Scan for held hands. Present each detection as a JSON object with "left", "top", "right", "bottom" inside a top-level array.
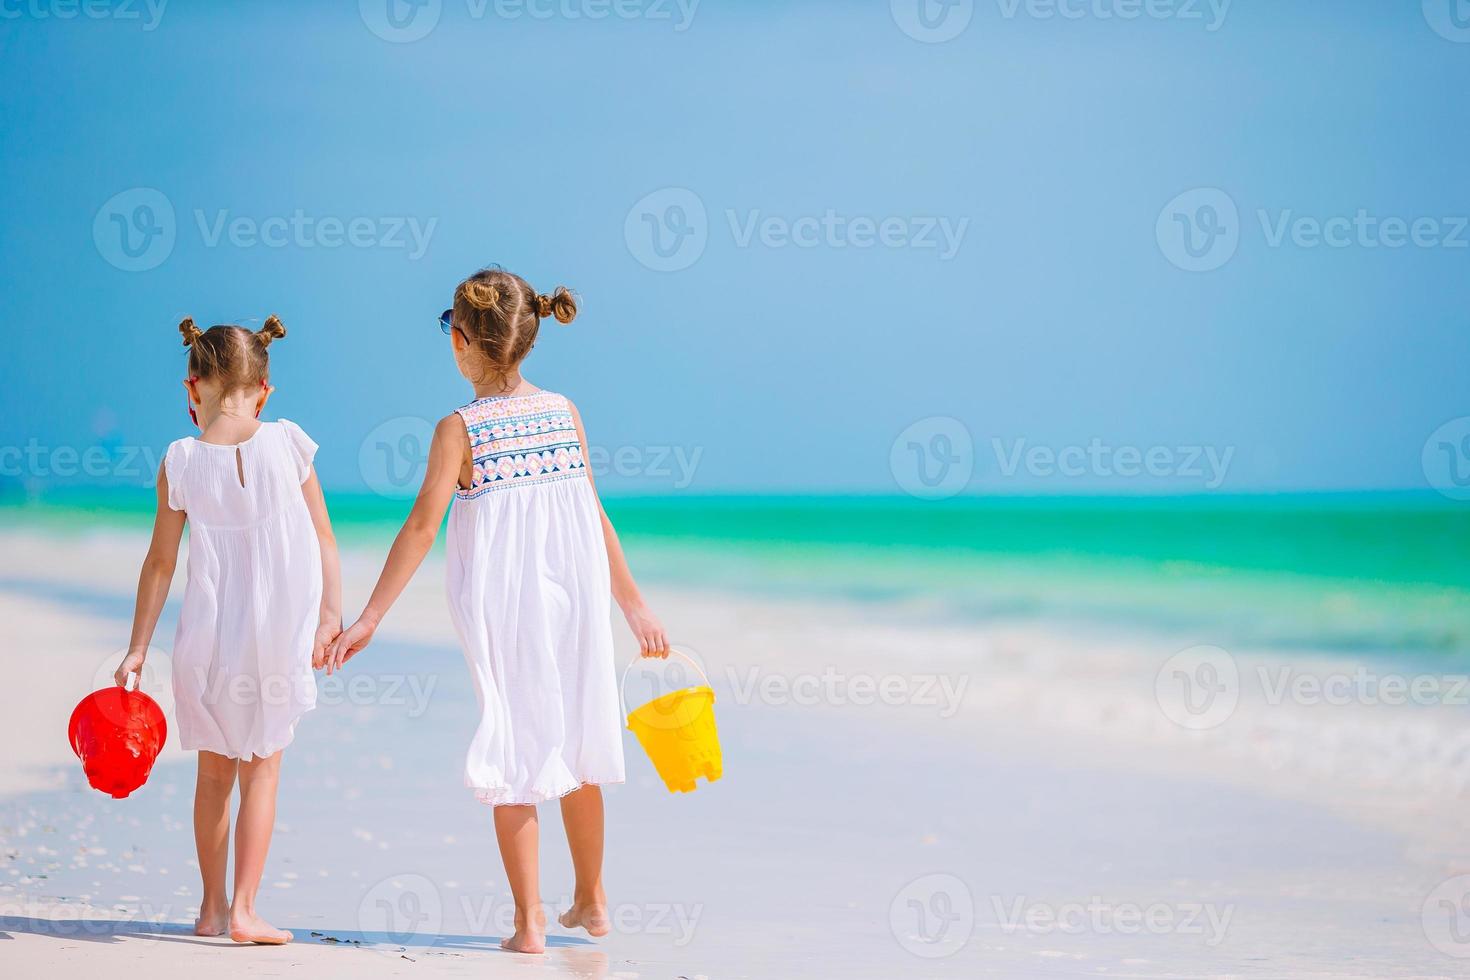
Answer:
[
  {"left": 312, "top": 621, "right": 341, "bottom": 671},
  {"left": 623, "top": 602, "right": 669, "bottom": 659},
  {"left": 324, "top": 614, "right": 378, "bottom": 675}
]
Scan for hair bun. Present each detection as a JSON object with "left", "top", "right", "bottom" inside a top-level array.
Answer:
[
  {"left": 256, "top": 314, "right": 287, "bottom": 347},
  {"left": 539, "top": 286, "right": 578, "bottom": 324},
  {"left": 461, "top": 279, "right": 501, "bottom": 311},
  {"left": 179, "top": 316, "right": 203, "bottom": 347}
]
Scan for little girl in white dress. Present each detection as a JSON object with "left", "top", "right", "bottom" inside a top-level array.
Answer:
[
  {"left": 329, "top": 266, "right": 669, "bottom": 955},
  {"left": 116, "top": 315, "right": 342, "bottom": 947}
]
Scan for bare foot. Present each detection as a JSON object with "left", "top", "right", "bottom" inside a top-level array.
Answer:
[
  {"left": 500, "top": 908, "right": 546, "bottom": 954},
  {"left": 500, "top": 928, "right": 546, "bottom": 954},
  {"left": 194, "top": 900, "right": 229, "bottom": 937},
  {"left": 229, "top": 911, "right": 292, "bottom": 945},
  {"left": 559, "top": 900, "right": 611, "bottom": 938}
]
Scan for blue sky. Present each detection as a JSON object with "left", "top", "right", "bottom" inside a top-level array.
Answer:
[{"left": 1, "top": 1, "right": 1468, "bottom": 496}]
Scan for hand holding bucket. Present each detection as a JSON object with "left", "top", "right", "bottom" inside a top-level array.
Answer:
[
  {"left": 622, "top": 650, "right": 723, "bottom": 794},
  {"left": 68, "top": 673, "right": 168, "bottom": 799}
]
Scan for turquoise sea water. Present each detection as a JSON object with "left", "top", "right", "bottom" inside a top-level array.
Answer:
[{"left": 3, "top": 490, "right": 1468, "bottom": 663}]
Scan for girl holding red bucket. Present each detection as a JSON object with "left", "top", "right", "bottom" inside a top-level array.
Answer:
[{"left": 113, "top": 316, "right": 342, "bottom": 945}]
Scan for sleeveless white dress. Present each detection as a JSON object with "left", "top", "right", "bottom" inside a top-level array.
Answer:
[
  {"left": 162, "top": 420, "right": 321, "bottom": 761},
  {"left": 445, "top": 392, "right": 624, "bottom": 806}
]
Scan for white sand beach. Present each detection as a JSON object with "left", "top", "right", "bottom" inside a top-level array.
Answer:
[{"left": 4, "top": 526, "right": 1470, "bottom": 978}]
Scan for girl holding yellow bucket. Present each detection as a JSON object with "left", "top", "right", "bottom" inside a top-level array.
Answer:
[{"left": 326, "top": 267, "right": 671, "bottom": 955}]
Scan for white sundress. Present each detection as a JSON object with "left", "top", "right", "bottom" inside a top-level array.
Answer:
[
  {"left": 163, "top": 419, "right": 322, "bottom": 761},
  {"left": 446, "top": 391, "right": 624, "bottom": 806}
]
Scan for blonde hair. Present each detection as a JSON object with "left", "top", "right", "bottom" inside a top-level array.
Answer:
[
  {"left": 452, "top": 267, "right": 576, "bottom": 390},
  {"left": 178, "top": 315, "right": 285, "bottom": 390}
]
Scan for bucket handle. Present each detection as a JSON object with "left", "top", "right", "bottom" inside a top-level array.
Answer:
[{"left": 620, "top": 649, "right": 710, "bottom": 719}]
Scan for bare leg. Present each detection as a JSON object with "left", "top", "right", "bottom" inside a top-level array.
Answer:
[
  {"left": 557, "top": 786, "right": 610, "bottom": 938},
  {"left": 193, "top": 751, "right": 237, "bottom": 936},
  {"left": 229, "top": 751, "right": 291, "bottom": 944},
  {"left": 493, "top": 804, "right": 545, "bottom": 953}
]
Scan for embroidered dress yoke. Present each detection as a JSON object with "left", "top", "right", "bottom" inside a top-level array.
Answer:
[{"left": 445, "top": 391, "right": 624, "bottom": 805}]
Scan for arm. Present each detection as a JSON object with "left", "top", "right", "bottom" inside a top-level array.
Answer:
[
  {"left": 114, "top": 463, "right": 187, "bottom": 687},
  {"left": 326, "top": 414, "right": 466, "bottom": 672},
  {"left": 301, "top": 468, "right": 342, "bottom": 669},
  {"left": 569, "top": 400, "right": 669, "bottom": 659}
]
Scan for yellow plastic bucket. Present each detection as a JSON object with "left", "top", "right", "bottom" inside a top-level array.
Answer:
[{"left": 623, "top": 651, "right": 723, "bottom": 794}]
